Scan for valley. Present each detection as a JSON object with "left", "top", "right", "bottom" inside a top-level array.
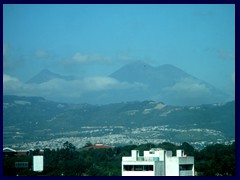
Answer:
[{"left": 3, "top": 95, "right": 235, "bottom": 150}]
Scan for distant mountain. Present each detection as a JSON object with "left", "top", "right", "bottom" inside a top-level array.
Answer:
[
  {"left": 3, "top": 95, "right": 235, "bottom": 147},
  {"left": 27, "top": 69, "right": 74, "bottom": 84},
  {"left": 24, "top": 62, "right": 231, "bottom": 106},
  {"left": 107, "top": 61, "right": 230, "bottom": 106},
  {"left": 110, "top": 61, "right": 190, "bottom": 87}
]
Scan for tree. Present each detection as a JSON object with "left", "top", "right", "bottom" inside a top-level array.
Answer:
[
  {"left": 180, "top": 142, "right": 195, "bottom": 156},
  {"left": 83, "top": 141, "right": 93, "bottom": 148},
  {"left": 63, "top": 141, "right": 76, "bottom": 151}
]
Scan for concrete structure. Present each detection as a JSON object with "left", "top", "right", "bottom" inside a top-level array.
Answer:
[
  {"left": 33, "top": 155, "right": 44, "bottom": 172},
  {"left": 122, "top": 148, "right": 194, "bottom": 176}
]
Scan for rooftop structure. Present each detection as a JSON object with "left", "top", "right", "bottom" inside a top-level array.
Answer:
[{"left": 122, "top": 148, "right": 194, "bottom": 176}]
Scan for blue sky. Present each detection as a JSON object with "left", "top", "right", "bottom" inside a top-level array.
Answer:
[{"left": 3, "top": 4, "right": 235, "bottom": 102}]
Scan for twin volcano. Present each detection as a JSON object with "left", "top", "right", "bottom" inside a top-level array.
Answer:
[
  {"left": 110, "top": 61, "right": 192, "bottom": 88},
  {"left": 26, "top": 61, "right": 230, "bottom": 106}
]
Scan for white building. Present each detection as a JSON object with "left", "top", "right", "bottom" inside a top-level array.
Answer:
[
  {"left": 122, "top": 148, "right": 194, "bottom": 176},
  {"left": 33, "top": 155, "right": 44, "bottom": 172}
]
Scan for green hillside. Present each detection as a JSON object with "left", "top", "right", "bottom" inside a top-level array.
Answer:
[{"left": 3, "top": 95, "right": 235, "bottom": 146}]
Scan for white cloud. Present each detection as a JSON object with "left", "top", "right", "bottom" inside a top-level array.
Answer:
[
  {"left": 3, "top": 74, "right": 24, "bottom": 95},
  {"left": 3, "top": 74, "right": 146, "bottom": 101},
  {"left": 163, "top": 78, "right": 210, "bottom": 98},
  {"left": 3, "top": 74, "right": 19, "bottom": 83},
  {"left": 82, "top": 77, "right": 119, "bottom": 91}
]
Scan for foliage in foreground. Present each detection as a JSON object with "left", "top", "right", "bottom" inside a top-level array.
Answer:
[{"left": 3, "top": 141, "right": 235, "bottom": 176}]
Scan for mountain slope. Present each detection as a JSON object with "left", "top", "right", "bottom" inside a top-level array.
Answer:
[
  {"left": 3, "top": 95, "right": 235, "bottom": 147},
  {"left": 110, "top": 61, "right": 191, "bottom": 88},
  {"left": 108, "top": 61, "right": 229, "bottom": 105},
  {"left": 27, "top": 69, "right": 74, "bottom": 84},
  {"left": 24, "top": 62, "right": 230, "bottom": 106}
]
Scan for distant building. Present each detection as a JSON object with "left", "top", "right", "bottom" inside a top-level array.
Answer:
[
  {"left": 3, "top": 147, "right": 30, "bottom": 157},
  {"left": 3, "top": 147, "right": 17, "bottom": 157},
  {"left": 16, "top": 150, "right": 29, "bottom": 156},
  {"left": 33, "top": 155, "right": 44, "bottom": 172},
  {"left": 84, "top": 143, "right": 113, "bottom": 150},
  {"left": 122, "top": 148, "right": 194, "bottom": 176}
]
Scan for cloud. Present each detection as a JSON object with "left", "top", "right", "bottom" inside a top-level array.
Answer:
[
  {"left": 3, "top": 74, "right": 146, "bottom": 102},
  {"left": 3, "top": 74, "right": 24, "bottom": 95},
  {"left": 163, "top": 78, "right": 211, "bottom": 98},
  {"left": 3, "top": 74, "right": 19, "bottom": 83},
  {"left": 68, "top": 52, "right": 112, "bottom": 64},
  {"left": 35, "top": 50, "right": 51, "bottom": 59},
  {"left": 82, "top": 77, "right": 119, "bottom": 91},
  {"left": 83, "top": 77, "right": 146, "bottom": 91}
]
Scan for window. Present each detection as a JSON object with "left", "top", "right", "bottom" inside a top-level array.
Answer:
[
  {"left": 179, "top": 164, "right": 193, "bottom": 171},
  {"left": 123, "top": 165, "right": 153, "bottom": 171},
  {"left": 124, "top": 165, "right": 134, "bottom": 171},
  {"left": 134, "top": 165, "right": 143, "bottom": 171},
  {"left": 15, "top": 162, "right": 29, "bottom": 168},
  {"left": 144, "top": 165, "right": 154, "bottom": 171}
]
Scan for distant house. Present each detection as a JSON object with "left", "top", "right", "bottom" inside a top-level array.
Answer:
[
  {"left": 3, "top": 147, "right": 17, "bottom": 157},
  {"left": 83, "top": 143, "right": 113, "bottom": 150},
  {"left": 3, "top": 147, "right": 32, "bottom": 157},
  {"left": 16, "top": 150, "right": 29, "bottom": 156}
]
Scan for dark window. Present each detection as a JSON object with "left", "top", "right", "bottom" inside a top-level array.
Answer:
[
  {"left": 124, "top": 165, "right": 134, "bottom": 171},
  {"left": 134, "top": 165, "right": 143, "bottom": 171},
  {"left": 15, "top": 162, "right": 29, "bottom": 169},
  {"left": 144, "top": 165, "right": 154, "bottom": 171},
  {"left": 179, "top": 164, "right": 193, "bottom": 171},
  {"left": 123, "top": 165, "right": 153, "bottom": 171}
]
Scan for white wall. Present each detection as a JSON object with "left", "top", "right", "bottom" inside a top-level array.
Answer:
[
  {"left": 165, "top": 157, "right": 179, "bottom": 176},
  {"left": 122, "top": 161, "right": 155, "bottom": 176},
  {"left": 33, "top": 155, "right": 44, "bottom": 172},
  {"left": 143, "top": 149, "right": 165, "bottom": 161},
  {"left": 122, "top": 171, "right": 154, "bottom": 176}
]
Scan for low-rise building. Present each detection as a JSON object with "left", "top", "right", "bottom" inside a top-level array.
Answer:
[
  {"left": 83, "top": 143, "right": 113, "bottom": 150},
  {"left": 122, "top": 148, "right": 194, "bottom": 176},
  {"left": 3, "top": 147, "right": 30, "bottom": 157}
]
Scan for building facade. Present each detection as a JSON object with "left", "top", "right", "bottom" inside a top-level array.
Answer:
[{"left": 122, "top": 148, "right": 194, "bottom": 176}]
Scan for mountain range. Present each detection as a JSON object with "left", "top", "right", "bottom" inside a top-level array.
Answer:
[
  {"left": 3, "top": 95, "right": 235, "bottom": 148},
  {"left": 25, "top": 61, "right": 230, "bottom": 106},
  {"left": 109, "top": 61, "right": 229, "bottom": 105}
]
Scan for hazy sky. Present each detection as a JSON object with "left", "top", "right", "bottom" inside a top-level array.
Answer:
[{"left": 3, "top": 4, "right": 235, "bottom": 101}]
